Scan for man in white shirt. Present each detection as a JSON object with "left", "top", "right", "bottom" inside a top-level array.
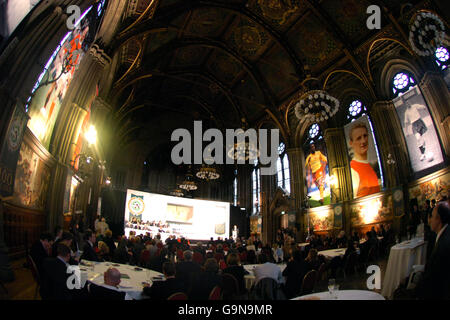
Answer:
[
  {"left": 403, "top": 103, "right": 433, "bottom": 162},
  {"left": 253, "top": 254, "right": 283, "bottom": 286}
]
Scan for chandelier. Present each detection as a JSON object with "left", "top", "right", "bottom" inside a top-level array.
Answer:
[
  {"left": 295, "top": 90, "right": 339, "bottom": 122},
  {"left": 409, "top": 10, "right": 445, "bottom": 56},
  {"left": 196, "top": 165, "right": 220, "bottom": 181},
  {"left": 227, "top": 140, "right": 260, "bottom": 162},
  {"left": 170, "top": 188, "right": 184, "bottom": 197},
  {"left": 179, "top": 173, "right": 198, "bottom": 191}
]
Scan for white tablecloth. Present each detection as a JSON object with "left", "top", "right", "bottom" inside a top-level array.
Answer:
[
  {"left": 297, "top": 243, "right": 310, "bottom": 251},
  {"left": 292, "top": 290, "right": 385, "bottom": 300},
  {"left": 318, "top": 248, "right": 347, "bottom": 260},
  {"left": 81, "top": 261, "right": 164, "bottom": 300},
  {"left": 243, "top": 264, "right": 286, "bottom": 290},
  {"left": 381, "top": 238, "right": 427, "bottom": 299}
]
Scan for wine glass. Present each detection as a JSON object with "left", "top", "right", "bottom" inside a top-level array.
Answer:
[
  {"left": 328, "top": 278, "right": 336, "bottom": 297},
  {"left": 333, "top": 284, "right": 340, "bottom": 299}
]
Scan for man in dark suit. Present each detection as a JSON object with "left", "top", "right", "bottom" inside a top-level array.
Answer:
[
  {"left": 41, "top": 243, "right": 75, "bottom": 300},
  {"left": 175, "top": 250, "right": 201, "bottom": 293},
  {"left": 416, "top": 201, "right": 450, "bottom": 299},
  {"left": 30, "top": 232, "right": 53, "bottom": 278},
  {"left": 81, "top": 229, "right": 101, "bottom": 262},
  {"left": 143, "top": 262, "right": 184, "bottom": 300},
  {"left": 87, "top": 268, "right": 126, "bottom": 300},
  {"left": 51, "top": 231, "right": 79, "bottom": 265}
]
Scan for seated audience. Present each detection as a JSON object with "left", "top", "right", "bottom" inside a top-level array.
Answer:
[
  {"left": 41, "top": 244, "right": 77, "bottom": 300},
  {"left": 81, "top": 229, "right": 101, "bottom": 262},
  {"left": 103, "top": 229, "right": 116, "bottom": 258},
  {"left": 282, "top": 250, "right": 303, "bottom": 299},
  {"left": 223, "top": 253, "right": 249, "bottom": 295},
  {"left": 143, "top": 262, "right": 184, "bottom": 300},
  {"left": 88, "top": 268, "right": 127, "bottom": 300},
  {"left": 97, "top": 241, "right": 111, "bottom": 261},
  {"left": 190, "top": 258, "right": 222, "bottom": 300},
  {"left": 416, "top": 201, "right": 450, "bottom": 299},
  {"left": 253, "top": 254, "right": 283, "bottom": 286},
  {"left": 176, "top": 250, "right": 201, "bottom": 293},
  {"left": 30, "top": 232, "right": 53, "bottom": 278},
  {"left": 114, "top": 238, "right": 132, "bottom": 264}
]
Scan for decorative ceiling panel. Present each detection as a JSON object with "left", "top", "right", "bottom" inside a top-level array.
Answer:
[{"left": 287, "top": 13, "right": 341, "bottom": 71}]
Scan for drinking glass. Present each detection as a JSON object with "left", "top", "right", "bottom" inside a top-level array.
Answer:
[
  {"left": 333, "top": 284, "right": 340, "bottom": 299},
  {"left": 328, "top": 279, "right": 336, "bottom": 297}
]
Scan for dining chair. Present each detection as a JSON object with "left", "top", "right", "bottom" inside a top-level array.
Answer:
[
  {"left": 0, "top": 280, "right": 7, "bottom": 295},
  {"left": 208, "top": 286, "right": 222, "bottom": 300},
  {"left": 301, "top": 270, "right": 318, "bottom": 295},
  {"left": 27, "top": 255, "right": 40, "bottom": 299},
  {"left": 343, "top": 252, "right": 358, "bottom": 279},
  {"left": 167, "top": 292, "right": 188, "bottom": 300},
  {"left": 222, "top": 273, "right": 240, "bottom": 300}
]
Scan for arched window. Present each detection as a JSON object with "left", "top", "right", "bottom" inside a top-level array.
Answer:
[
  {"left": 233, "top": 169, "right": 238, "bottom": 206},
  {"left": 97, "top": 0, "right": 107, "bottom": 16},
  {"left": 435, "top": 47, "right": 449, "bottom": 70},
  {"left": 345, "top": 99, "right": 384, "bottom": 197},
  {"left": 276, "top": 142, "right": 291, "bottom": 194},
  {"left": 392, "top": 71, "right": 416, "bottom": 97},
  {"left": 252, "top": 160, "right": 260, "bottom": 215}
]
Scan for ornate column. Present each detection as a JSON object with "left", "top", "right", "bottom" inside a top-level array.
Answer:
[
  {"left": 286, "top": 148, "right": 305, "bottom": 234},
  {"left": 237, "top": 164, "right": 252, "bottom": 211},
  {"left": 324, "top": 128, "right": 352, "bottom": 234},
  {"left": 419, "top": 71, "right": 450, "bottom": 160},
  {"left": 47, "top": 44, "right": 111, "bottom": 231},
  {"left": 323, "top": 128, "right": 352, "bottom": 202},
  {"left": 370, "top": 101, "right": 411, "bottom": 188},
  {"left": 260, "top": 165, "right": 276, "bottom": 244}
]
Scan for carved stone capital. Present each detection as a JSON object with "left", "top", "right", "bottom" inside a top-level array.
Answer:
[{"left": 89, "top": 44, "right": 112, "bottom": 67}]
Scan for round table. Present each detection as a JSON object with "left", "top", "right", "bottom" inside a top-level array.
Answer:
[
  {"left": 243, "top": 264, "right": 286, "bottom": 290},
  {"left": 292, "top": 290, "right": 385, "bottom": 300},
  {"left": 381, "top": 238, "right": 426, "bottom": 299},
  {"left": 80, "top": 261, "right": 164, "bottom": 300},
  {"left": 297, "top": 243, "right": 310, "bottom": 251},
  {"left": 318, "top": 248, "right": 347, "bottom": 260}
]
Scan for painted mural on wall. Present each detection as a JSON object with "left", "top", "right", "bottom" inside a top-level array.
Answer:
[
  {"left": 250, "top": 215, "right": 262, "bottom": 235},
  {"left": 344, "top": 115, "right": 383, "bottom": 199},
  {"left": 308, "top": 208, "right": 333, "bottom": 232},
  {"left": 26, "top": 10, "right": 91, "bottom": 149},
  {"left": 409, "top": 171, "right": 449, "bottom": 209},
  {"left": 11, "top": 141, "right": 51, "bottom": 210},
  {"left": 393, "top": 86, "right": 444, "bottom": 174},
  {"left": 350, "top": 194, "right": 393, "bottom": 227}
]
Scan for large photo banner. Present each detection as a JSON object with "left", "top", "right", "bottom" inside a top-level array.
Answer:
[
  {"left": 344, "top": 115, "right": 382, "bottom": 198},
  {"left": 303, "top": 139, "right": 330, "bottom": 207},
  {"left": 393, "top": 86, "right": 444, "bottom": 173},
  {"left": 26, "top": 9, "right": 91, "bottom": 149}
]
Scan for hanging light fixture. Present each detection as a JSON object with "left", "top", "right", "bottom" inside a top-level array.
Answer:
[
  {"left": 179, "top": 173, "right": 198, "bottom": 191},
  {"left": 294, "top": 89, "right": 339, "bottom": 123},
  {"left": 196, "top": 165, "right": 220, "bottom": 181},
  {"left": 226, "top": 118, "right": 260, "bottom": 162},
  {"left": 170, "top": 188, "right": 184, "bottom": 197},
  {"left": 409, "top": 10, "right": 445, "bottom": 56}
]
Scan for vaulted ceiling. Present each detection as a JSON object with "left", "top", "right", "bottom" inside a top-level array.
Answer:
[{"left": 105, "top": 0, "right": 426, "bottom": 162}]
